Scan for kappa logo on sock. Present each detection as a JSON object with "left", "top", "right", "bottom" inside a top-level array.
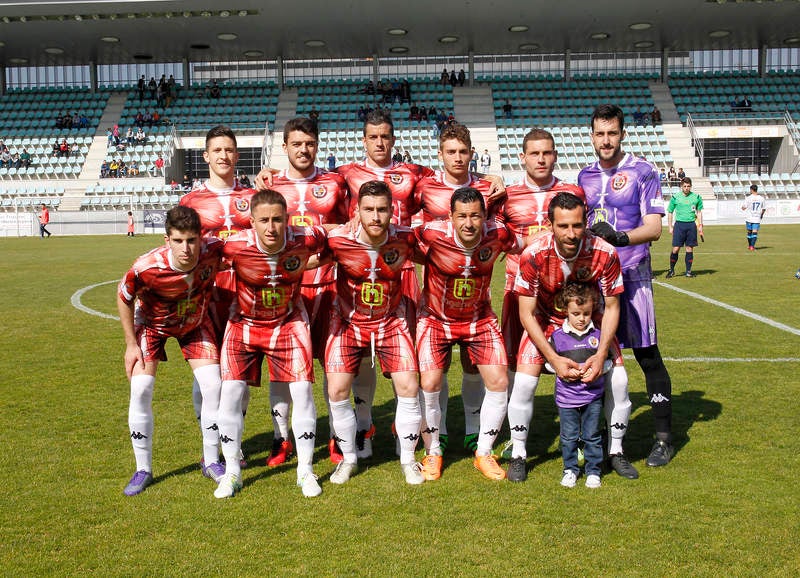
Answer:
[
  {"left": 130, "top": 431, "right": 148, "bottom": 440},
  {"left": 650, "top": 393, "right": 670, "bottom": 404},
  {"left": 421, "top": 426, "right": 438, "bottom": 434},
  {"left": 219, "top": 434, "right": 234, "bottom": 443},
  {"left": 271, "top": 409, "right": 282, "bottom": 417},
  {"left": 610, "top": 422, "right": 627, "bottom": 431},
  {"left": 510, "top": 425, "right": 528, "bottom": 432},
  {"left": 483, "top": 428, "right": 500, "bottom": 437},
  {"left": 354, "top": 396, "right": 366, "bottom": 405},
  {"left": 332, "top": 435, "right": 345, "bottom": 443},
  {"left": 403, "top": 433, "right": 420, "bottom": 442},
  {"left": 298, "top": 432, "right": 315, "bottom": 440},
  {"left": 206, "top": 423, "right": 219, "bottom": 431}
]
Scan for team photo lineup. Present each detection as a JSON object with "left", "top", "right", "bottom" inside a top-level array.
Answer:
[{"left": 119, "top": 103, "right": 679, "bottom": 498}]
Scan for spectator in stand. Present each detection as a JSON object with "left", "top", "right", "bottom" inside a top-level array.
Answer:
[
  {"left": 651, "top": 105, "right": 662, "bottom": 125},
  {"left": 403, "top": 150, "right": 412, "bottom": 163},
  {"left": 147, "top": 77, "right": 157, "bottom": 99},
  {"left": 59, "top": 139, "right": 70, "bottom": 158},
  {"left": 741, "top": 96, "right": 752, "bottom": 112},
  {"left": 182, "top": 173, "right": 192, "bottom": 190},
  {"left": 392, "top": 150, "right": 403, "bottom": 163},
  {"left": 113, "top": 124, "right": 120, "bottom": 142},
  {"left": 409, "top": 103, "right": 420, "bottom": 121},
  {"left": 632, "top": 107, "right": 644, "bottom": 125},
  {"left": 429, "top": 105, "right": 437, "bottom": 119},
  {"left": 503, "top": 99, "right": 514, "bottom": 119},
  {"left": 0, "top": 148, "right": 11, "bottom": 168},
  {"left": 51, "top": 141, "right": 60, "bottom": 158},
  {"left": 327, "top": 152, "right": 336, "bottom": 171},
  {"left": 71, "top": 141, "right": 80, "bottom": 156},
  {"left": 401, "top": 78, "right": 411, "bottom": 103},
  {"left": 143, "top": 110, "right": 153, "bottom": 128},
  {"left": 659, "top": 168, "right": 667, "bottom": 184},
  {"left": 309, "top": 106, "right": 320, "bottom": 128},
  {"left": 109, "top": 158, "right": 120, "bottom": 178},
  {"left": 152, "top": 154, "right": 165, "bottom": 177},
  {"left": 458, "top": 69, "right": 466, "bottom": 86},
  {"left": 137, "top": 75, "right": 146, "bottom": 101},
  {"left": 449, "top": 70, "right": 458, "bottom": 86},
  {"left": 19, "top": 148, "right": 31, "bottom": 168},
  {"left": 135, "top": 112, "right": 144, "bottom": 128},
  {"left": 125, "top": 127, "right": 135, "bottom": 145},
  {"left": 100, "top": 160, "right": 110, "bottom": 178},
  {"left": 420, "top": 107, "right": 428, "bottom": 121},
  {"left": 677, "top": 167, "right": 686, "bottom": 180},
  {"left": 358, "top": 106, "right": 367, "bottom": 122},
  {"left": 480, "top": 148, "right": 491, "bottom": 173},
  {"left": 118, "top": 160, "right": 128, "bottom": 178},
  {"left": 11, "top": 152, "right": 21, "bottom": 168},
  {"left": 79, "top": 114, "right": 90, "bottom": 128},
  {"left": 469, "top": 146, "right": 479, "bottom": 172},
  {"left": 168, "top": 79, "right": 178, "bottom": 108},
  {"left": 668, "top": 166, "right": 678, "bottom": 186},
  {"left": 135, "top": 127, "right": 146, "bottom": 144},
  {"left": 152, "top": 110, "right": 161, "bottom": 126},
  {"left": 238, "top": 172, "right": 251, "bottom": 188},
  {"left": 129, "top": 160, "right": 140, "bottom": 177},
  {"left": 209, "top": 80, "right": 222, "bottom": 99},
  {"left": 441, "top": 68, "right": 449, "bottom": 86}
]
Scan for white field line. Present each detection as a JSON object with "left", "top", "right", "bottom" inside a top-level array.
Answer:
[
  {"left": 653, "top": 280, "right": 800, "bottom": 337},
  {"left": 71, "top": 280, "right": 120, "bottom": 321}
]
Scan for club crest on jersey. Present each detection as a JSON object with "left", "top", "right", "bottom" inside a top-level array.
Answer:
[
  {"left": 311, "top": 185, "right": 327, "bottom": 198},
  {"left": 588, "top": 336, "right": 599, "bottom": 348},
  {"left": 575, "top": 266, "right": 593, "bottom": 281},
  {"left": 283, "top": 255, "right": 301, "bottom": 272},
  {"left": 200, "top": 266, "right": 213, "bottom": 281},
  {"left": 383, "top": 248, "right": 400, "bottom": 265},
  {"left": 235, "top": 199, "right": 250, "bottom": 212},
  {"left": 477, "top": 247, "right": 493, "bottom": 262},
  {"left": 389, "top": 173, "right": 404, "bottom": 185},
  {"left": 611, "top": 173, "right": 628, "bottom": 191}
]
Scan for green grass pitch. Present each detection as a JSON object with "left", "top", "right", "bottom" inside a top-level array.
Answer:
[{"left": 1, "top": 224, "right": 798, "bottom": 575}]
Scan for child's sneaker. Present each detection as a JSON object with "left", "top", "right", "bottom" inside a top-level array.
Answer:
[
  {"left": 560, "top": 469, "right": 577, "bottom": 488},
  {"left": 585, "top": 474, "right": 601, "bottom": 489}
]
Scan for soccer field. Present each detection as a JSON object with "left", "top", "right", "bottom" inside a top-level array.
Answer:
[{"left": 1, "top": 224, "right": 799, "bottom": 576}]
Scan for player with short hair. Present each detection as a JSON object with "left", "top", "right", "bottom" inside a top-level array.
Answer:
[
  {"left": 180, "top": 125, "right": 256, "bottom": 469},
  {"left": 118, "top": 205, "right": 224, "bottom": 496},
  {"left": 666, "top": 176, "right": 704, "bottom": 278},
  {"left": 742, "top": 184, "right": 766, "bottom": 251},
  {"left": 511, "top": 192, "right": 624, "bottom": 483},
  {"left": 262, "top": 116, "right": 350, "bottom": 467},
  {"left": 413, "top": 122, "right": 504, "bottom": 454},
  {"left": 324, "top": 181, "right": 424, "bottom": 485},
  {"left": 416, "top": 187, "right": 522, "bottom": 481},
  {"left": 578, "top": 103, "right": 674, "bottom": 473},
  {"left": 215, "top": 190, "right": 327, "bottom": 498}
]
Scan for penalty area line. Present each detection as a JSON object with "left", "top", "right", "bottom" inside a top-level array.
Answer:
[
  {"left": 71, "top": 280, "right": 120, "bottom": 321},
  {"left": 653, "top": 281, "right": 800, "bottom": 338}
]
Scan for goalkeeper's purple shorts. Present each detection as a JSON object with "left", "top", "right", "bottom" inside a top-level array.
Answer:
[{"left": 616, "top": 272, "right": 658, "bottom": 349}]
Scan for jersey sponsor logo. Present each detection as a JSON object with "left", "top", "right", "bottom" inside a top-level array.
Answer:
[
  {"left": 477, "top": 247, "right": 493, "bottom": 262},
  {"left": 389, "top": 173, "right": 404, "bottom": 185},
  {"left": 588, "top": 336, "right": 599, "bottom": 348},
  {"left": 176, "top": 298, "right": 198, "bottom": 316},
  {"left": 383, "top": 248, "right": 400, "bottom": 265},
  {"left": 360, "top": 282, "right": 385, "bottom": 306},
  {"left": 592, "top": 207, "right": 610, "bottom": 223},
  {"left": 527, "top": 224, "right": 547, "bottom": 236},
  {"left": 235, "top": 199, "right": 250, "bottom": 212},
  {"left": 283, "top": 255, "right": 302, "bottom": 272},
  {"left": 611, "top": 173, "right": 628, "bottom": 191},
  {"left": 311, "top": 185, "right": 327, "bottom": 198},
  {"left": 291, "top": 214, "right": 313, "bottom": 227},
  {"left": 453, "top": 278, "right": 475, "bottom": 299},
  {"left": 260, "top": 286, "right": 286, "bottom": 307},
  {"left": 575, "top": 266, "right": 593, "bottom": 282},
  {"left": 218, "top": 229, "right": 238, "bottom": 239}
]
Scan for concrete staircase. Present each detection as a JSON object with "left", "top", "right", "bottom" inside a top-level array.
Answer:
[
  {"left": 649, "top": 81, "right": 713, "bottom": 198},
  {"left": 452, "top": 86, "right": 500, "bottom": 173},
  {"left": 267, "top": 87, "right": 298, "bottom": 170}
]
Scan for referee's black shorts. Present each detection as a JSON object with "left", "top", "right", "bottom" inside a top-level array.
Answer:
[{"left": 672, "top": 221, "right": 698, "bottom": 247}]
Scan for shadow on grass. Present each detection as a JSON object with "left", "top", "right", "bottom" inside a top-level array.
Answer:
[{"left": 652, "top": 267, "right": 719, "bottom": 278}]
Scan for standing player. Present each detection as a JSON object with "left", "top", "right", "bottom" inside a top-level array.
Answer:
[
  {"left": 511, "top": 192, "right": 625, "bottom": 483},
  {"left": 117, "top": 206, "right": 223, "bottom": 496},
  {"left": 180, "top": 125, "right": 257, "bottom": 468},
  {"left": 666, "top": 177, "right": 704, "bottom": 278},
  {"left": 215, "top": 190, "right": 326, "bottom": 498},
  {"left": 264, "top": 117, "right": 350, "bottom": 467},
  {"left": 413, "top": 122, "right": 502, "bottom": 454},
  {"left": 578, "top": 104, "right": 673, "bottom": 472},
  {"left": 741, "top": 184, "right": 766, "bottom": 251},
  {"left": 324, "top": 181, "right": 424, "bottom": 485},
  {"left": 38, "top": 204, "right": 52, "bottom": 238},
  {"left": 416, "top": 187, "right": 521, "bottom": 481}
]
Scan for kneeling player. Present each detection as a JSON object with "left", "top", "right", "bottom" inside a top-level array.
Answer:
[
  {"left": 215, "top": 190, "right": 326, "bottom": 498},
  {"left": 118, "top": 206, "right": 223, "bottom": 496},
  {"left": 324, "top": 181, "right": 424, "bottom": 485}
]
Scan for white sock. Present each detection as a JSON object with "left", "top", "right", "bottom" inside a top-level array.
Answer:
[
  {"left": 241, "top": 384, "right": 250, "bottom": 416},
  {"left": 422, "top": 390, "right": 442, "bottom": 453},
  {"left": 507, "top": 372, "right": 539, "bottom": 459},
  {"left": 352, "top": 357, "right": 377, "bottom": 431},
  {"left": 193, "top": 364, "right": 222, "bottom": 466},
  {"left": 288, "top": 381, "right": 316, "bottom": 474},
  {"left": 395, "top": 396, "right": 421, "bottom": 464},
  {"left": 191, "top": 378, "right": 202, "bottom": 421},
  {"left": 218, "top": 380, "right": 246, "bottom": 478},
  {"left": 322, "top": 374, "right": 335, "bottom": 438},
  {"left": 438, "top": 374, "right": 449, "bottom": 436},
  {"left": 476, "top": 389, "right": 507, "bottom": 456},
  {"left": 269, "top": 381, "right": 291, "bottom": 440},
  {"left": 461, "top": 372, "right": 485, "bottom": 435},
  {"left": 329, "top": 399, "right": 357, "bottom": 463},
  {"left": 605, "top": 365, "right": 631, "bottom": 455},
  {"left": 129, "top": 374, "right": 155, "bottom": 472}
]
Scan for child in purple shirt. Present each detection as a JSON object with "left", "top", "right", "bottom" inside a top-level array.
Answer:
[{"left": 548, "top": 282, "right": 613, "bottom": 489}]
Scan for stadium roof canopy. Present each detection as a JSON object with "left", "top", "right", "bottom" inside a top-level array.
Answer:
[{"left": 0, "top": 0, "right": 799, "bottom": 67}]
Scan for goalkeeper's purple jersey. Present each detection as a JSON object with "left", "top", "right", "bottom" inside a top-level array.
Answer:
[{"left": 578, "top": 153, "right": 665, "bottom": 279}]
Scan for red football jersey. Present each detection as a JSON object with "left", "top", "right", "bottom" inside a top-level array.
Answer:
[
  {"left": 118, "top": 238, "right": 223, "bottom": 337},
  {"left": 270, "top": 167, "right": 350, "bottom": 286},
  {"left": 222, "top": 227, "right": 327, "bottom": 323},
  {"left": 337, "top": 160, "right": 433, "bottom": 225},
  {"left": 500, "top": 177, "right": 586, "bottom": 290},
  {"left": 514, "top": 232, "right": 624, "bottom": 328},
  {"left": 327, "top": 224, "right": 416, "bottom": 322},
  {"left": 414, "top": 172, "right": 497, "bottom": 223},
  {"left": 416, "top": 219, "right": 520, "bottom": 323},
  {"left": 179, "top": 182, "right": 257, "bottom": 239}
]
